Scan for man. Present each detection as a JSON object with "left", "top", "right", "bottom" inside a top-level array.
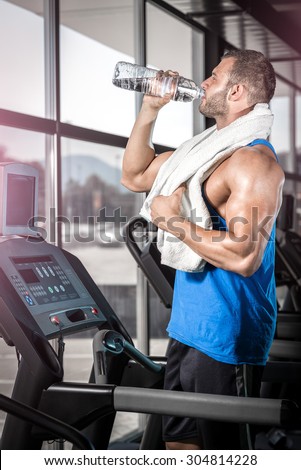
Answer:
[{"left": 121, "top": 50, "right": 284, "bottom": 450}]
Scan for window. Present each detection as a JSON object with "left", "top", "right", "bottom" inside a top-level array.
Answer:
[
  {"left": 61, "top": 137, "right": 137, "bottom": 334},
  {"left": 146, "top": 2, "right": 204, "bottom": 148},
  {"left": 60, "top": 0, "right": 136, "bottom": 136},
  {"left": 0, "top": 0, "right": 45, "bottom": 117},
  {"left": 270, "top": 78, "right": 301, "bottom": 233},
  {"left": 270, "top": 79, "right": 291, "bottom": 171}
]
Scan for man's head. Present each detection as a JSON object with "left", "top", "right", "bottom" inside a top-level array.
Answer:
[
  {"left": 199, "top": 49, "right": 276, "bottom": 121},
  {"left": 222, "top": 49, "right": 276, "bottom": 105}
]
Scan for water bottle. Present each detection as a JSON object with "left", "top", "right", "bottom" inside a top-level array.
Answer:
[{"left": 112, "top": 61, "right": 204, "bottom": 103}]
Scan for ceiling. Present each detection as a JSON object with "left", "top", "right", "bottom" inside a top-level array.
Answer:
[{"left": 162, "top": 0, "right": 301, "bottom": 93}]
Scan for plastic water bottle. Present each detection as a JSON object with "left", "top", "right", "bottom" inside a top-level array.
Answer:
[{"left": 112, "top": 61, "right": 204, "bottom": 103}]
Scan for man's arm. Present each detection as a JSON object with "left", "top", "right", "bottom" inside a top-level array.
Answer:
[
  {"left": 150, "top": 148, "right": 285, "bottom": 276},
  {"left": 121, "top": 94, "right": 174, "bottom": 192}
]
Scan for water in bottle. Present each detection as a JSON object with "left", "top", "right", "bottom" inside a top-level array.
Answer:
[
  {"left": 175, "top": 76, "right": 204, "bottom": 102},
  {"left": 112, "top": 61, "right": 204, "bottom": 103}
]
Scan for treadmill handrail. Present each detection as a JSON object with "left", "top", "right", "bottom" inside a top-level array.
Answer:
[
  {"left": 114, "top": 387, "right": 298, "bottom": 427},
  {"left": 47, "top": 383, "right": 299, "bottom": 427}
]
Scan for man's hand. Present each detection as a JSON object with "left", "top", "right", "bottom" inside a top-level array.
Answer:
[
  {"left": 150, "top": 184, "right": 186, "bottom": 231},
  {"left": 142, "top": 91, "right": 172, "bottom": 110},
  {"left": 142, "top": 69, "right": 179, "bottom": 110}
]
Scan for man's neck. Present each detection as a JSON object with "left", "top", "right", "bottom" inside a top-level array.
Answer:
[{"left": 215, "top": 106, "right": 254, "bottom": 130}]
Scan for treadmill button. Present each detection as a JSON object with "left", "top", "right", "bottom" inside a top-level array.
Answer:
[
  {"left": 50, "top": 316, "right": 60, "bottom": 326},
  {"left": 24, "top": 295, "right": 34, "bottom": 306}
]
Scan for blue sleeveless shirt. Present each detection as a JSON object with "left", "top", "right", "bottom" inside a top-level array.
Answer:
[{"left": 167, "top": 139, "right": 278, "bottom": 365}]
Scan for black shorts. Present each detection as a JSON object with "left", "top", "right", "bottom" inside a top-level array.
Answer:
[{"left": 162, "top": 339, "right": 264, "bottom": 450}]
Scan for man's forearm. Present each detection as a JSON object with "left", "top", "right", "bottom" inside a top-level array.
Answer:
[
  {"left": 121, "top": 93, "right": 173, "bottom": 190},
  {"left": 161, "top": 217, "right": 261, "bottom": 276},
  {"left": 121, "top": 105, "right": 159, "bottom": 184}
]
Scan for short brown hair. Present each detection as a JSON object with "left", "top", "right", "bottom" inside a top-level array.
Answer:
[{"left": 222, "top": 49, "right": 276, "bottom": 105}]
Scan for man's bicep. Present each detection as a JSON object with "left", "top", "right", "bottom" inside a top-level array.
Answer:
[{"left": 138, "top": 150, "right": 174, "bottom": 191}]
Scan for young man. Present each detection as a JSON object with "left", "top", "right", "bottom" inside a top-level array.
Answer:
[{"left": 121, "top": 50, "right": 285, "bottom": 450}]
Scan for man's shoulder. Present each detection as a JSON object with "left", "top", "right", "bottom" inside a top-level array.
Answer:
[
  {"left": 229, "top": 143, "right": 281, "bottom": 170},
  {"left": 226, "top": 144, "right": 284, "bottom": 185}
]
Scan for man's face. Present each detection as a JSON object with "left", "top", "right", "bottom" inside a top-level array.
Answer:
[{"left": 199, "top": 57, "right": 235, "bottom": 118}]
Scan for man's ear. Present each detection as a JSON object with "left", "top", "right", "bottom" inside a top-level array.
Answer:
[{"left": 228, "top": 84, "right": 245, "bottom": 101}]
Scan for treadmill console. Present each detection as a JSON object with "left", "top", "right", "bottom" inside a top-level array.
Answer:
[
  {"left": 11, "top": 254, "right": 80, "bottom": 306},
  {"left": 0, "top": 238, "right": 106, "bottom": 339},
  {"left": 0, "top": 163, "right": 107, "bottom": 341}
]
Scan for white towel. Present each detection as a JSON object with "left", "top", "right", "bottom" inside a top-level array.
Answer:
[{"left": 139, "top": 104, "right": 274, "bottom": 273}]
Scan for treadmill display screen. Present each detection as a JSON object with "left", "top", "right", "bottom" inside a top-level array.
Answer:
[
  {"left": 19, "top": 268, "right": 40, "bottom": 284},
  {"left": 11, "top": 255, "right": 80, "bottom": 306}
]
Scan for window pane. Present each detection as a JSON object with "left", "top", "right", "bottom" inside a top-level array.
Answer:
[
  {"left": 270, "top": 79, "right": 291, "bottom": 172},
  {"left": 61, "top": 138, "right": 137, "bottom": 334},
  {"left": 0, "top": 0, "right": 45, "bottom": 117},
  {"left": 60, "top": 0, "right": 136, "bottom": 136},
  {"left": 146, "top": 3, "right": 201, "bottom": 148}
]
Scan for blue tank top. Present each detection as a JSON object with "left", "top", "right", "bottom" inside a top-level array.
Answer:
[{"left": 167, "top": 139, "right": 278, "bottom": 365}]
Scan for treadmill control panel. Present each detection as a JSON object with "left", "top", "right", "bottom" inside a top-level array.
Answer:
[
  {"left": 0, "top": 238, "right": 107, "bottom": 339},
  {"left": 11, "top": 255, "right": 80, "bottom": 306}
]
